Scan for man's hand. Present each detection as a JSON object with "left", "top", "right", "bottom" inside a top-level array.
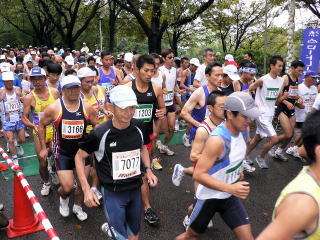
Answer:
[
  {"left": 162, "top": 88, "right": 168, "bottom": 94},
  {"left": 39, "top": 148, "right": 48, "bottom": 163},
  {"left": 146, "top": 169, "right": 158, "bottom": 187},
  {"left": 84, "top": 188, "right": 100, "bottom": 208},
  {"left": 155, "top": 109, "right": 165, "bottom": 119},
  {"left": 227, "top": 181, "right": 250, "bottom": 199},
  {"left": 297, "top": 97, "right": 303, "bottom": 105},
  {"left": 285, "top": 101, "right": 295, "bottom": 110}
]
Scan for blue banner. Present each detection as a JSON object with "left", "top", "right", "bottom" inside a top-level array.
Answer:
[{"left": 300, "top": 28, "right": 320, "bottom": 80}]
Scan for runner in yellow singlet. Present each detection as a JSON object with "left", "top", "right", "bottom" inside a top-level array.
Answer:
[{"left": 22, "top": 67, "right": 60, "bottom": 196}]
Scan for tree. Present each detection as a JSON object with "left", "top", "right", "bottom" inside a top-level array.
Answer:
[
  {"left": 36, "top": 0, "right": 102, "bottom": 49},
  {"left": 113, "top": 0, "right": 215, "bottom": 53},
  {"left": 0, "top": 0, "right": 56, "bottom": 46},
  {"left": 298, "top": 0, "right": 320, "bottom": 19}
]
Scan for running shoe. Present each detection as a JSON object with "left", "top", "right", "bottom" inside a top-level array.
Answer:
[
  {"left": 172, "top": 164, "right": 184, "bottom": 186},
  {"left": 0, "top": 129, "right": 4, "bottom": 138},
  {"left": 0, "top": 203, "right": 3, "bottom": 211},
  {"left": 292, "top": 150, "right": 307, "bottom": 163},
  {"left": 156, "top": 140, "right": 162, "bottom": 150},
  {"left": 101, "top": 222, "right": 112, "bottom": 238},
  {"left": 183, "top": 133, "right": 191, "bottom": 147},
  {"left": 73, "top": 204, "right": 87, "bottom": 221},
  {"left": 245, "top": 157, "right": 254, "bottom": 165},
  {"left": 25, "top": 131, "right": 30, "bottom": 138},
  {"left": 207, "top": 220, "right": 213, "bottom": 228},
  {"left": 286, "top": 146, "right": 298, "bottom": 156},
  {"left": 41, "top": 182, "right": 51, "bottom": 196},
  {"left": 6, "top": 143, "right": 9, "bottom": 153},
  {"left": 179, "top": 120, "right": 188, "bottom": 127},
  {"left": 16, "top": 145, "right": 24, "bottom": 157},
  {"left": 268, "top": 146, "right": 276, "bottom": 158},
  {"left": 243, "top": 160, "right": 255, "bottom": 173},
  {"left": 151, "top": 157, "right": 163, "bottom": 171},
  {"left": 59, "top": 197, "right": 70, "bottom": 217},
  {"left": 274, "top": 148, "right": 288, "bottom": 162},
  {"left": 91, "top": 187, "right": 103, "bottom": 200},
  {"left": 0, "top": 212, "right": 9, "bottom": 229},
  {"left": 144, "top": 208, "right": 160, "bottom": 224},
  {"left": 160, "top": 145, "right": 175, "bottom": 155},
  {"left": 182, "top": 215, "right": 190, "bottom": 231},
  {"left": 12, "top": 156, "right": 19, "bottom": 166},
  {"left": 255, "top": 156, "right": 269, "bottom": 169}
]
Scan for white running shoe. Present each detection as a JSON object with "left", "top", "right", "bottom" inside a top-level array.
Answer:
[
  {"left": 12, "top": 157, "right": 19, "bottom": 166},
  {"left": 175, "top": 120, "right": 180, "bottom": 131},
  {"left": 101, "top": 222, "right": 112, "bottom": 238},
  {"left": 172, "top": 164, "right": 185, "bottom": 186},
  {"left": 243, "top": 160, "right": 255, "bottom": 173},
  {"left": 6, "top": 143, "right": 10, "bottom": 153},
  {"left": 73, "top": 205, "right": 87, "bottom": 221},
  {"left": 183, "top": 133, "right": 191, "bottom": 147},
  {"left": 156, "top": 140, "right": 162, "bottom": 150},
  {"left": 182, "top": 215, "right": 190, "bottom": 231},
  {"left": 286, "top": 146, "right": 297, "bottom": 156},
  {"left": 50, "top": 171, "right": 60, "bottom": 185},
  {"left": 207, "top": 220, "right": 213, "bottom": 228},
  {"left": 59, "top": 197, "right": 70, "bottom": 217},
  {"left": 0, "top": 203, "right": 4, "bottom": 211},
  {"left": 268, "top": 146, "right": 276, "bottom": 158},
  {"left": 275, "top": 147, "right": 288, "bottom": 161},
  {"left": 16, "top": 145, "right": 24, "bottom": 157},
  {"left": 25, "top": 131, "right": 30, "bottom": 138},
  {"left": 41, "top": 182, "right": 51, "bottom": 196},
  {"left": 160, "top": 145, "right": 175, "bottom": 155}
]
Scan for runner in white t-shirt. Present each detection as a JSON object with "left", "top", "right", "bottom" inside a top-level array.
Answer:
[
  {"left": 193, "top": 49, "right": 216, "bottom": 88},
  {"left": 246, "top": 55, "right": 285, "bottom": 169},
  {"left": 286, "top": 71, "right": 318, "bottom": 160}
]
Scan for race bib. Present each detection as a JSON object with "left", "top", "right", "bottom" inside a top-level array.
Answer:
[
  {"left": 9, "top": 112, "right": 19, "bottom": 122},
  {"left": 102, "top": 82, "right": 115, "bottom": 93},
  {"left": 288, "top": 85, "right": 298, "bottom": 98},
  {"left": 225, "top": 161, "right": 243, "bottom": 184},
  {"left": 133, "top": 104, "right": 153, "bottom": 122},
  {"left": 61, "top": 120, "right": 84, "bottom": 139},
  {"left": 164, "top": 90, "right": 174, "bottom": 105},
  {"left": 112, "top": 149, "right": 141, "bottom": 180},
  {"left": 5, "top": 100, "right": 19, "bottom": 113},
  {"left": 266, "top": 88, "right": 280, "bottom": 101}
]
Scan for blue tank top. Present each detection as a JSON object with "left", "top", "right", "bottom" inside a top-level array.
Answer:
[
  {"left": 191, "top": 85, "right": 209, "bottom": 123},
  {"left": 98, "top": 67, "right": 116, "bottom": 93},
  {"left": 239, "top": 80, "right": 249, "bottom": 91}
]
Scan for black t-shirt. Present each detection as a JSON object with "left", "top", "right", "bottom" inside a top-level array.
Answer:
[{"left": 78, "top": 118, "right": 150, "bottom": 192}]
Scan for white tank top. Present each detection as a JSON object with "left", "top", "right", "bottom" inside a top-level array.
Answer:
[
  {"left": 151, "top": 71, "right": 163, "bottom": 88},
  {"left": 255, "top": 74, "right": 284, "bottom": 116}
]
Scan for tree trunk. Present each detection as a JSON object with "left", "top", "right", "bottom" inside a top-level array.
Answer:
[
  {"left": 172, "top": 30, "right": 179, "bottom": 56},
  {"left": 108, "top": 3, "right": 117, "bottom": 52},
  {"left": 286, "top": 0, "right": 295, "bottom": 72},
  {"left": 148, "top": 33, "right": 162, "bottom": 53}
]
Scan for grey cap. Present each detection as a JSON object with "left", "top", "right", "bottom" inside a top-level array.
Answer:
[{"left": 224, "top": 92, "right": 261, "bottom": 119}]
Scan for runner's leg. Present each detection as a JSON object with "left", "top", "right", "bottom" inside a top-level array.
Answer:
[
  {"left": 5, "top": 131, "right": 16, "bottom": 156},
  {"left": 34, "top": 136, "right": 49, "bottom": 183},
  {"left": 164, "top": 112, "right": 175, "bottom": 145}
]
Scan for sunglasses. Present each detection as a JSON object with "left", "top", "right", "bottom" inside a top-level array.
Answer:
[{"left": 167, "top": 56, "right": 174, "bottom": 59}]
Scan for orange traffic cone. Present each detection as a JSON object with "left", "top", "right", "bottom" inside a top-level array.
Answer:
[{"left": 7, "top": 173, "right": 44, "bottom": 238}]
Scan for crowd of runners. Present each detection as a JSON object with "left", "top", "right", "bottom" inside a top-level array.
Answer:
[{"left": 0, "top": 44, "right": 319, "bottom": 240}]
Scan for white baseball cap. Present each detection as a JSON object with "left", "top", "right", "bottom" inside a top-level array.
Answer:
[
  {"left": 65, "top": 55, "right": 75, "bottom": 66},
  {"left": 225, "top": 54, "right": 234, "bottom": 62},
  {"left": 61, "top": 75, "right": 81, "bottom": 88},
  {"left": 0, "top": 55, "right": 6, "bottom": 60},
  {"left": 0, "top": 62, "right": 11, "bottom": 72},
  {"left": 77, "top": 67, "right": 97, "bottom": 78},
  {"left": 223, "top": 64, "right": 240, "bottom": 81},
  {"left": 2, "top": 71, "right": 14, "bottom": 81},
  {"left": 96, "top": 57, "right": 102, "bottom": 65},
  {"left": 124, "top": 52, "right": 133, "bottom": 62},
  {"left": 109, "top": 85, "right": 138, "bottom": 109},
  {"left": 190, "top": 58, "right": 200, "bottom": 67}
]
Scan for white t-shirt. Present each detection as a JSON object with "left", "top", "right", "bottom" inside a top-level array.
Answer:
[
  {"left": 194, "top": 64, "right": 207, "bottom": 86},
  {"left": 295, "top": 83, "right": 318, "bottom": 122},
  {"left": 255, "top": 74, "right": 284, "bottom": 116},
  {"left": 159, "top": 65, "right": 176, "bottom": 106},
  {"left": 151, "top": 70, "right": 163, "bottom": 88},
  {"left": 312, "top": 93, "right": 320, "bottom": 111}
]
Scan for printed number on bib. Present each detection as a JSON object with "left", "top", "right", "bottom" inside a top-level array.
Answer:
[
  {"left": 133, "top": 104, "right": 153, "bottom": 122},
  {"left": 112, "top": 149, "right": 141, "bottom": 180},
  {"left": 164, "top": 91, "right": 174, "bottom": 104},
  {"left": 62, "top": 120, "right": 84, "bottom": 139},
  {"left": 225, "top": 161, "right": 243, "bottom": 184},
  {"left": 102, "top": 82, "right": 115, "bottom": 93},
  {"left": 5, "top": 100, "right": 19, "bottom": 113},
  {"left": 266, "top": 88, "right": 279, "bottom": 101},
  {"left": 288, "top": 85, "right": 298, "bottom": 98}
]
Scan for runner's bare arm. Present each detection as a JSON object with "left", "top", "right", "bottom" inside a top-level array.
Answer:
[
  {"left": 114, "top": 67, "right": 124, "bottom": 84},
  {"left": 193, "top": 136, "right": 250, "bottom": 199},
  {"left": 162, "top": 72, "right": 167, "bottom": 89},
  {"left": 84, "top": 102, "right": 99, "bottom": 128},
  {"left": 152, "top": 82, "right": 166, "bottom": 119},
  {"left": 181, "top": 88, "right": 202, "bottom": 127},
  {"left": 233, "top": 80, "right": 241, "bottom": 92},
  {"left": 51, "top": 87, "right": 60, "bottom": 99},
  {"left": 75, "top": 149, "right": 100, "bottom": 207},
  {"left": 189, "top": 127, "right": 209, "bottom": 162},
  {"left": 256, "top": 193, "right": 318, "bottom": 240},
  {"left": 193, "top": 79, "right": 201, "bottom": 88},
  {"left": 141, "top": 145, "right": 158, "bottom": 187},
  {"left": 248, "top": 78, "right": 263, "bottom": 92},
  {"left": 22, "top": 94, "right": 36, "bottom": 129},
  {"left": 180, "top": 69, "right": 192, "bottom": 92}
]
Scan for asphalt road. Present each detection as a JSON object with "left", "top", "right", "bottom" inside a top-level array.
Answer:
[{"left": 0, "top": 134, "right": 304, "bottom": 240}]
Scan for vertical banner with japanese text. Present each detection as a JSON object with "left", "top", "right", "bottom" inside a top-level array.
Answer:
[{"left": 300, "top": 28, "right": 320, "bottom": 80}]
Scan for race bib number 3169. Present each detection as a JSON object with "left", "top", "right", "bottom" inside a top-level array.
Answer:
[
  {"left": 61, "top": 120, "right": 84, "bottom": 139},
  {"left": 112, "top": 149, "right": 141, "bottom": 180}
]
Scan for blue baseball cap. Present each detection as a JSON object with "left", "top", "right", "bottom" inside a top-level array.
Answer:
[
  {"left": 30, "top": 67, "right": 46, "bottom": 77},
  {"left": 305, "top": 71, "right": 319, "bottom": 78}
]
